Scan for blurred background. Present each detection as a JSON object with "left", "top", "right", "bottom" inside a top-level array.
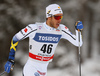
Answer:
[{"left": 0, "top": 0, "right": 100, "bottom": 76}]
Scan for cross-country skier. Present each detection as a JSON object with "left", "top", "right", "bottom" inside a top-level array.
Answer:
[{"left": 4, "top": 4, "right": 83, "bottom": 76}]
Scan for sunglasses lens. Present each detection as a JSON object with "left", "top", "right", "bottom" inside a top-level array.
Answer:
[{"left": 54, "top": 16, "right": 63, "bottom": 20}]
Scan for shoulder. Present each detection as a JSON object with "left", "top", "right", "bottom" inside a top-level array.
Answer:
[
  {"left": 20, "top": 24, "right": 37, "bottom": 36},
  {"left": 28, "top": 24, "right": 38, "bottom": 30},
  {"left": 28, "top": 22, "right": 44, "bottom": 29},
  {"left": 59, "top": 24, "right": 69, "bottom": 31}
]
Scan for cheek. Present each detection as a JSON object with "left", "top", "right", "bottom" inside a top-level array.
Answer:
[
  {"left": 51, "top": 19, "right": 55, "bottom": 25},
  {"left": 51, "top": 18, "right": 58, "bottom": 28},
  {"left": 52, "top": 19, "right": 56, "bottom": 25}
]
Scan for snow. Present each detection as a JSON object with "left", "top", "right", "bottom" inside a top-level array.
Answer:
[{"left": 0, "top": 0, "right": 100, "bottom": 76}]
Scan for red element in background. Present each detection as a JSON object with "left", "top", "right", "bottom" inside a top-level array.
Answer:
[{"left": 24, "top": 28, "right": 28, "bottom": 33}]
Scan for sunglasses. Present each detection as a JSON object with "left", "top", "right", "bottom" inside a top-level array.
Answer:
[{"left": 53, "top": 15, "right": 63, "bottom": 20}]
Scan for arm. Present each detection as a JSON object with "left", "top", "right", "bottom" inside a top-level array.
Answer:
[
  {"left": 4, "top": 24, "right": 37, "bottom": 73},
  {"left": 61, "top": 21, "right": 83, "bottom": 47}
]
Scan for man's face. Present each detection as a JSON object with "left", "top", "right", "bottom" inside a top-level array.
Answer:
[{"left": 49, "top": 13, "right": 63, "bottom": 29}]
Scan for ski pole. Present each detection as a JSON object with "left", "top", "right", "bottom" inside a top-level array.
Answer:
[
  {"left": 0, "top": 71, "right": 6, "bottom": 76},
  {"left": 78, "top": 31, "right": 81, "bottom": 76}
]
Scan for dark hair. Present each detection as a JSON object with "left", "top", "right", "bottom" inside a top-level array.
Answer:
[{"left": 46, "top": 18, "right": 48, "bottom": 20}]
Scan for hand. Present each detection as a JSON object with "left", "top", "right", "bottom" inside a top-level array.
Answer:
[
  {"left": 75, "top": 21, "right": 83, "bottom": 31},
  {"left": 4, "top": 60, "right": 14, "bottom": 73}
]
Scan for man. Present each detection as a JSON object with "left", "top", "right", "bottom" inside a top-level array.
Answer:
[{"left": 4, "top": 4, "right": 83, "bottom": 76}]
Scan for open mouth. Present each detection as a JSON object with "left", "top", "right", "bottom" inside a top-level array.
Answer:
[{"left": 56, "top": 23, "right": 59, "bottom": 27}]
